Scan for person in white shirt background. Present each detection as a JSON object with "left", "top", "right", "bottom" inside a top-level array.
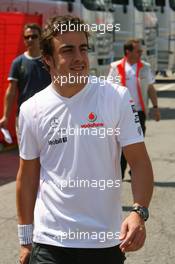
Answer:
[
  {"left": 108, "top": 39, "right": 160, "bottom": 179},
  {"left": 16, "top": 16, "right": 153, "bottom": 264}
]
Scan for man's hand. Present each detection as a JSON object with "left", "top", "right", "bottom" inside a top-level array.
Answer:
[
  {"left": 0, "top": 81, "right": 18, "bottom": 129},
  {"left": 148, "top": 84, "right": 160, "bottom": 121},
  {"left": 153, "top": 107, "right": 161, "bottom": 121},
  {"left": 119, "top": 212, "right": 146, "bottom": 252},
  {"left": 0, "top": 116, "right": 8, "bottom": 129},
  {"left": 19, "top": 244, "right": 32, "bottom": 264}
]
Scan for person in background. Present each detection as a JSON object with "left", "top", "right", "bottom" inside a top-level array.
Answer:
[
  {"left": 108, "top": 38, "right": 160, "bottom": 179},
  {"left": 0, "top": 23, "right": 51, "bottom": 139}
]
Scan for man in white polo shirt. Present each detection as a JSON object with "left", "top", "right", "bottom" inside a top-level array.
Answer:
[{"left": 16, "top": 16, "right": 154, "bottom": 264}]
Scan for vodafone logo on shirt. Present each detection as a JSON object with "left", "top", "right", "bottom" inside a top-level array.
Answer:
[
  {"left": 81, "top": 112, "right": 104, "bottom": 128},
  {"left": 88, "top": 112, "right": 97, "bottom": 122}
]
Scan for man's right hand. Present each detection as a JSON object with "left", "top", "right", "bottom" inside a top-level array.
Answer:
[
  {"left": 19, "top": 244, "right": 32, "bottom": 264},
  {"left": 0, "top": 116, "right": 8, "bottom": 129}
]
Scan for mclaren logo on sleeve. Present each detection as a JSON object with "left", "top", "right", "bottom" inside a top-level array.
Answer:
[
  {"left": 137, "top": 126, "right": 143, "bottom": 135},
  {"left": 129, "top": 100, "right": 140, "bottom": 123}
]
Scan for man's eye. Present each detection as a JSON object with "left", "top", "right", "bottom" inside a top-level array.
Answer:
[
  {"left": 81, "top": 48, "right": 88, "bottom": 52},
  {"left": 62, "top": 49, "right": 72, "bottom": 53}
]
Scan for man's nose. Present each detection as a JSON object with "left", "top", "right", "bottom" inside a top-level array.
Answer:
[
  {"left": 27, "top": 37, "right": 34, "bottom": 41},
  {"left": 74, "top": 49, "right": 83, "bottom": 61}
]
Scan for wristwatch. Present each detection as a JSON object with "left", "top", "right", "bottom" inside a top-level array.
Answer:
[{"left": 131, "top": 205, "right": 149, "bottom": 221}]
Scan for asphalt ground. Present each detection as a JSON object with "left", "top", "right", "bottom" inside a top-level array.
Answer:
[{"left": 0, "top": 81, "right": 175, "bottom": 264}]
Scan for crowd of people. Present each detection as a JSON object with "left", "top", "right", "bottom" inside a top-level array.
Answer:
[{"left": 0, "top": 15, "right": 160, "bottom": 264}]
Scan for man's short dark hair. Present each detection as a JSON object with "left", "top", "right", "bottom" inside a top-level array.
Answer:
[
  {"left": 40, "top": 15, "right": 90, "bottom": 71},
  {"left": 24, "top": 23, "right": 42, "bottom": 36},
  {"left": 124, "top": 39, "right": 140, "bottom": 55}
]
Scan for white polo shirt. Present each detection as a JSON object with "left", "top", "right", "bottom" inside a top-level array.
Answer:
[{"left": 19, "top": 78, "right": 143, "bottom": 248}]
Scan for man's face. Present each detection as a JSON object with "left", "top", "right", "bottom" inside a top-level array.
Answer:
[
  {"left": 24, "top": 28, "right": 40, "bottom": 50},
  {"left": 47, "top": 31, "right": 89, "bottom": 80},
  {"left": 128, "top": 42, "right": 142, "bottom": 62}
]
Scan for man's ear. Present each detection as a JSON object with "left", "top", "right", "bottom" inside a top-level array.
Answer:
[{"left": 44, "top": 55, "right": 53, "bottom": 68}]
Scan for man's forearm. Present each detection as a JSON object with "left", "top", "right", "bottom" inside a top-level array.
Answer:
[
  {"left": 3, "top": 87, "right": 17, "bottom": 119},
  {"left": 130, "top": 157, "right": 154, "bottom": 208},
  {"left": 148, "top": 84, "right": 158, "bottom": 107},
  {"left": 16, "top": 161, "right": 40, "bottom": 224},
  {"left": 16, "top": 176, "right": 37, "bottom": 224}
]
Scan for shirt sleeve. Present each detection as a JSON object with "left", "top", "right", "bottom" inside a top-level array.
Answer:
[
  {"left": 18, "top": 104, "right": 40, "bottom": 160},
  {"left": 116, "top": 88, "right": 144, "bottom": 147},
  {"left": 8, "top": 58, "right": 20, "bottom": 81},
  {"left": 147, "top": 66, "right": 155, "bottom": 85},
  {"left": 107, "top": 63, "right": 121, "bottom": 84}
]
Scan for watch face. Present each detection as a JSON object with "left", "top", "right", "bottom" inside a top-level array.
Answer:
[
  {"left": 132, "top": 206, "right": 149, "bottom": 221},
  {"left": 139, "top": 207, "right": 149, "bottom": 221}
]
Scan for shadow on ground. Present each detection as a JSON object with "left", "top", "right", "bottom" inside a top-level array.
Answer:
[
  {"left": 157, "top": 90, "right": 175, "bottom": 99},
  {"left": 149, "top": 89, "right": 175, "bottom": 120},
  {"left": 149, "top": 107, "right": 175, "bottom": 120},
  {"left": 154, "top": 181, "right": 175, "bottom": 188}
]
